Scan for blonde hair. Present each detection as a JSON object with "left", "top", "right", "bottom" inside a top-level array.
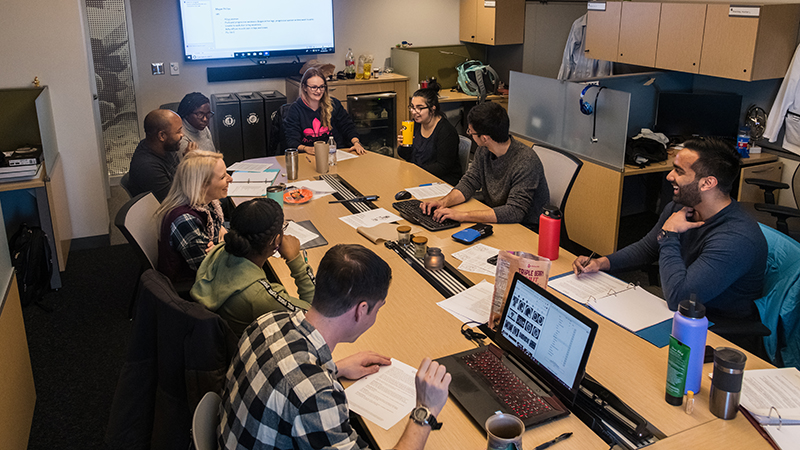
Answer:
[
  {"left": 156, "top": 150, "right": 224, "bottom": 222},
  {"left": 300, "top": 67, "right": 333, "bottom": 130}
]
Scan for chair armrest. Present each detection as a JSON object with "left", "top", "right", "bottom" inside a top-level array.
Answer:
[
  {"left": 745, "top": 178, "right": 790, "bottom": 191},
  {"left": 753, "top": 204, "right": 800, "bottom": 219},
  {"left": 709, "top": 318, "right": 771, "bottom": 337}
]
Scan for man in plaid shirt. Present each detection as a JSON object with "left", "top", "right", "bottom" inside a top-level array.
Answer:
[{"left": 219, "top": 244, "right": 451, "bottom": 450}]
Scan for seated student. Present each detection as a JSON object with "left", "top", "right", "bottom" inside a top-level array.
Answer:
[
  {"left": 191, "top": 198, "right": 315, "bottom": 337},
  {"left": 177, "top": 92, "right": 216, "bottom": 157},
  {"left": 283, "top": 66, "right": 367, "bottom": 155},
  {"left": 128, "top": 109, "right": 183, "bottom": 202},
  {"left": 156, "top": 150, "right": 231, "bottom": 284},
  {"left": 219, "top": 243, "right": 451, "bottom": 450},
  {"left": 573, "top": 138, "right": 768, "bottom": 330},
  {"left": 421, "top": 102, "right": 550, "bottom": 228},
  {"left": 397, "top": 88, "right": 462, "bottom": 186}
]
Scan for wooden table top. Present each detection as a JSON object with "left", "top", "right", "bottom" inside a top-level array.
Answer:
[{"left": 248, "top": 152, "right": 774, "bottom": 450}]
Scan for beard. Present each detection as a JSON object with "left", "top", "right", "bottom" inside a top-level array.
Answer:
[
  {"left": 673, "top": 179, "right": 701, "bottom": 206},
  {"left": 165, "top": 138, "right": 181, "bottom": 153}
]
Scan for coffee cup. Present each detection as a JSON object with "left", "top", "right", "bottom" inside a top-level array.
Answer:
[
  {"left": 314, "top": 141, "right": 329, "bottom": 174},
  {"left": 266, "top": 184, "right": 285, "bottom": 207},
  {"left": 401, "top": 120, "right": 414, "bottom": 146},
  {"left": 485, "top": 412, "right": 524, "bottom": 450}
]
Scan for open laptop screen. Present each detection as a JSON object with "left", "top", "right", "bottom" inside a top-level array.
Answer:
[{"left": 496, "top": 273, "right": 597, "bottom": 400}]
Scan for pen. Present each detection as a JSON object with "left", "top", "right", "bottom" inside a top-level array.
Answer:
[
  {"left": 302, "top": 249, "right": 308, "bottom": 263},
  {"left": 534, "top": 432, "right": 572, "bottom": 450},
  {"left": 419, "top": 182, "right": 440, "bottom": 187},
  {"left": 329, "top": 195, "right": 379, "bottom": 203},
  {"left": 576, "top": 251, "right": 596, "bottom": 277},
  {"left": 305, "top": 155, "right": 312, "bottom": 163}
]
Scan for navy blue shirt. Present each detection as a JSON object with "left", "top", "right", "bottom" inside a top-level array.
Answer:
[{"left": 607, "top": 200, "right": 767, "bottom": 320}]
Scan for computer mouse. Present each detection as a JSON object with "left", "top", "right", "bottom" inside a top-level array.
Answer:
[{"left": 395, "top": 190, "right": 412, "bottom": 201}]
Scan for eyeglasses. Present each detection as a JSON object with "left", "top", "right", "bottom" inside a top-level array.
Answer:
[
  {"left": 192, "top": 111, "right": 215, "bottom": 120},
  {"left": 466, "top": 128, "right": 478, "bottom": 137},
  {"left": 305, "top": 84, "right": 326, "bottom": 92},
  {"left": 408, "top": 105, "right": 430, "bottom": 113}
]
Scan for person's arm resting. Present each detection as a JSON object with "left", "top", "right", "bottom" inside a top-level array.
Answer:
[{"left": 170, "top": 214, "right": 211, "bottom": 271}]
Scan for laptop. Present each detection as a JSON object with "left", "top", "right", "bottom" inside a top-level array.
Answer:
[{"left": 437, "top": 272, "right": 598, "bottom": 430}]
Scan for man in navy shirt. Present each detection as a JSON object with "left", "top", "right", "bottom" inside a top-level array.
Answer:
[{"left": 573, "top": 138, "right": 767, "bottom": 327}]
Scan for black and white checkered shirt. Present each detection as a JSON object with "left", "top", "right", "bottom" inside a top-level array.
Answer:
[{"left": 219, "top": 311, "right": 370, "bottom": 450}]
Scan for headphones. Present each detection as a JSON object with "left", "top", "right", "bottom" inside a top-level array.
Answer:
[{"left": 579, "top": 84, "right": 605, "bottom": 115}]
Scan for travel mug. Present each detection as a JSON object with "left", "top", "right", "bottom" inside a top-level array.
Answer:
[
  {"left": 266, "top": 184, "right": 285, "bottom": 207},
  {"left": 709, "top": 347, "right": 747, "bottom": 419},
  {"left": 400, "top": 120, "right": 414, "bottom": 154},
  {"left": 485, "top": 412, "right": 523, "bottom": 450},
  {"left": 314, "top": 141, "right": 329, "bottom": 174},
  {"left": 285, "top": 148, "right": 299, "bottom": 180},
  {"left": 538, "top": 205, "right": 562, "bottom": 260}
]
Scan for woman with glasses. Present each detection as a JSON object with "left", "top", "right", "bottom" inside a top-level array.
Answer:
[
  {"left": 156, "top": 150, "right": 231, "bottom": 284},
  {"left": 177, "top": 92, "right": 217, "bottom": 157},
  {"left": 397, "top": 88, "right": 462, "bottom": 186},
  {"left": 191, "top": 198, "right": 315, "bottom": 337},
  {"left": 284, "top": 67, "right": 366, "bottom": 155}
]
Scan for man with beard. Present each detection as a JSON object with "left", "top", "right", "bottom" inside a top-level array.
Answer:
[
  {"left": 572, "top": 138, "right": 767, "bottom": 330},
  {"left": 127, "top": 109, "right": 184, "bottom": 202}
]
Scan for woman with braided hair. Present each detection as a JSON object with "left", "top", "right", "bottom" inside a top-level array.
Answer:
[
  {"left": 176, "top": 92, "right": 217, "bottom": 157},
  {"left": 156, "top": 150, "right": 231, "bottom": 284},
  {"left": 191, "top": 197, "right": 315, "bottom": 336}
]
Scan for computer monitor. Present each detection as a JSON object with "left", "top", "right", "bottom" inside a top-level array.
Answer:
[{"left": 654, "top": 92, "right": 742, "bottom": 140}]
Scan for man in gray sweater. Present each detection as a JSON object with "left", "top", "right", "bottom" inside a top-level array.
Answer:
[{"left": 421, "top": 102, "right": 549, "bottom": 228}]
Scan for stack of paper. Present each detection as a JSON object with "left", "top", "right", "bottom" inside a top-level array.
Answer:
[
  {"left": 740, "top": 368, "right": 800, "bottom": 449},
  {"left": 451, "top": 244, "right": 499, "bottom": 276},
  {"left": 339, "top": 208, "right": 402, "bottom": 229},
  {"left": 345, "top": 358, "right": 417, "bottom": 430},
  {"left": 437, "top": 280, "right": 494, "bottom": 324}
]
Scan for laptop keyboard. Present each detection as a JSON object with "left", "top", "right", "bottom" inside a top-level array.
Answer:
[
  {"left": 462, "top": 349, "right": 553, "bottom": 419},
  {"left": 392, "top": 199, "right": 459, "bottom": 232}
]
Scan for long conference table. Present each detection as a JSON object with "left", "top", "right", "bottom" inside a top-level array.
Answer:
[{"left": 251, "top": 151, "right": 774, "bottom": 450}]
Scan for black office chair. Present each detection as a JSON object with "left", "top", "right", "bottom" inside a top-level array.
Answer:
[
  {"left": 532, "top": 144, "right": 583, "bottom": 243},
  {"left": 745, "top": 164, "right": 800, "bottom": 242},
  {"left": 268, "top": 103, "right": 292, "bottom": 156}
]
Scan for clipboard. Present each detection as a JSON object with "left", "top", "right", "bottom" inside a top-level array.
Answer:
[{"left": 295, "top": 220, "right": 328, "bottom": 250}]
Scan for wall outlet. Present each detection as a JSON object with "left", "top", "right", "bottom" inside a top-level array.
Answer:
[
  {"left": 151, "top": 62, "right": 165, "bottom": 75},
  {"left": 169, "top": 62, "right": 180, "bottom": 76}
]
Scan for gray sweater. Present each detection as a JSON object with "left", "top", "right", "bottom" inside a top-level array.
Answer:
[{"left": 454, "top": 137, "right": 549, "bottom": 226}]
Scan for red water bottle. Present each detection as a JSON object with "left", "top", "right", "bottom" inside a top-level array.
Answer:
[{"left": 538, "top": 205, "right": 561, "bottom": 260}]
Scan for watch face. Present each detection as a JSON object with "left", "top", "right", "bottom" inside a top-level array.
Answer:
[{"left": 412, "top": 407, "right": 429, "bottom": 422}]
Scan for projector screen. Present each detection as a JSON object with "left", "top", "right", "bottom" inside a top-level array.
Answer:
[{"left": 179, "top": 0, "right": 335, "bottom": 61}]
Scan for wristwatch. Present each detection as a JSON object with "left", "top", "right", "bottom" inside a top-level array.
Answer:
[
  {"left": 657, "top": 229, "right": 678, "bottom": 243},
  {"left": 410, "top": 406, "right": 442, "bottom": 430}
]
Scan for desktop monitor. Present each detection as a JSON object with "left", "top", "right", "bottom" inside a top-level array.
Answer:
[{"left": 654, "top": 92, "right": 742, "bottom": 140}]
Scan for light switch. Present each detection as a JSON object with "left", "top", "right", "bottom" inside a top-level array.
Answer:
[
  {"left": 169, "top": 62, "right": 180, "bottom": 76},
  {"left": 151, "top": 62, "right": 165, "bottom": 75}
]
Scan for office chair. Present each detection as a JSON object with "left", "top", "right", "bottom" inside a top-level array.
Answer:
[
  {"left": 746, "top": 164, "right": 800, "bottom": 241},
  {"left": 115, "top": 192, "right": 160, "bottom": 270},
  {"left": 268, "top": 103, "right": 292, "bottom": 156},
  {"left": 532, "top": 145, "right": 583, "bottom": 241},
  {"left": 458, "top": 135, "right": 472, "bottom": 176},
  {"left": 193, "top": 391, "right": 222, "bottom": 450},
  {"left": 119, "top": 172, "right": 132, "bottom": 198},
  {"left": 159, "top": 101, "right": 180, "bottom": 113}
]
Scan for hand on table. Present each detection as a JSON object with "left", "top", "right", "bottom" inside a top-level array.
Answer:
[
  {"left": 350, "top": 141, "right": 367, "bottom": 155},
  {"left": 431, "top": 207, "right": 465, "bottom": 223},
  {"left": 420, "top": 199, "right": 445, "bottom": 216},
  {"left": 336, "top": 351, "right": 392, "bottom": 380}
]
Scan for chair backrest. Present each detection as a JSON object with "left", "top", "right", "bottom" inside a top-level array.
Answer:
[
  {"left": 269, "top": 103, "right": 292, "bottom": 156},
  {"left": 458, "top": 135, "right": 472, "bottom": 176},
  {"left": 793, "top": 164, "right": 800, "bottom": 208},
  {"left": 115, "top": 192, "right": 161, "bottom": 269},
  {"left": 532, "top": 145, "right": 583, "bottom": 213},
  {"left": 755, "top": 223, "right": 800, "bottom": 367},
  {"left": 119, "top": 172, "right": 132, "bottom": 198},
  {"left": 193, "top": 391, "right": 222, "bottom": 450},
  {"left": 160, "top": 102, "right": 180, "bottom": 113}
]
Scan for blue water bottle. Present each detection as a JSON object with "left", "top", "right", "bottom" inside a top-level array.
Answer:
[{"left": 665, "top": 296, "right": 708, "bottom": 406}]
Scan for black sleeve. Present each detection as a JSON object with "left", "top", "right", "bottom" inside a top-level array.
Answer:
[
  {"left": 418, "top": 119, "right": 460, "bottom": 180},
  {"left": 398, "top": 144, "right": 412, "bottom": 161},
  {"left": 331, "top": 98, "right": 359, "bottom": 145}
]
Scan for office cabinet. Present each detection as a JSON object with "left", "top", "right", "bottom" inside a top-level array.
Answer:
[
  {"left": 699, "top": 4, "right": 800, "bottom": 81},
  {"left": 655, "top": 3, "right": 707, "bottom": 74},
  {"left": 459, "top": 0, "right": 525, "bottom": 46},
  {"left": 584, "top": 2, "right": 622, "bottom": 62},
  {"left": 617, "top": 2, "right": 661, "bottom": 67}
]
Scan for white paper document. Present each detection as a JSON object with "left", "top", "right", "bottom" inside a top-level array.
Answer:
[
  {"left": 765, "top": 424, "right": 800, "bottom": 449},
  {"left": 437, "top": 280, "right": 494, "bottom": 324},
  {"left": 405, "top": 183, "right": 452, "bottom": 200},
  {"left": 295, "top": 179, "right": 336, "bottom": 196},
  {"left": 339, "top": 208, "right": 402, "bottom": 229},
  {"left": 232, "top": 171, "right": 275, "bottom": 183},
  {"left": 451, "top": 243, "right": 499, "bottom": 276},
  {"left": 285, "top": 221, "right": 319, "bottom": 246},
  {"left": 336, "top": 149, "right": 358, "bottom": 161},
  {"left": 227, "top": 162, "right": 273, "bottom": 172},
  {"left": 550, "top": 272, "right": 673, "bottom": 332},
  {"left": 227, "top": 183, "right": 268, "bottom": 197},
  {"left": 741, "top": 368, "right": 800, "bottom": 424},
  {"left": 345, "top": 358, "right": 417, "bottom": 430}
]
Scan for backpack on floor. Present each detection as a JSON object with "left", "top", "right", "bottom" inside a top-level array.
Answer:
[
  {"left": 10, "top": 223, "right": 52, "bottom": 307},
  {"left": 457, "top": 60, "right": 499, "bottom": 102}
]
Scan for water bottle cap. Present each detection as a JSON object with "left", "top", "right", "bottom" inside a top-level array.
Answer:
[
  {"left": 541, "top": 205, "right": 562, "bottom": 220},
  {"left": 678, "top": 299, "right": 706, "bottom": 319},
  {"left": 713, "top": 347, "right": 747, "bottom": 370}
]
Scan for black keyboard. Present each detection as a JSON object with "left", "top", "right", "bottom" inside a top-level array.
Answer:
[
  {"left": 462, "top": 349, "right": 553, "bottom": 419},
  {"left": 392, "top": 199, "right": 459, "bottom": 232}
]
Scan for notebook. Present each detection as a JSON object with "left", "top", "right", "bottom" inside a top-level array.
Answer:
[{"left": 436, "top": 272, "right": 598, "bottom": 430}]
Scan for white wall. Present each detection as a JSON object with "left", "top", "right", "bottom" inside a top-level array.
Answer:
[
  {"left": 128, "top": 0, "right": 461, "bottom": 118},
  {"left": 0, "top": 0, "right": 110, "bottom": 240}
]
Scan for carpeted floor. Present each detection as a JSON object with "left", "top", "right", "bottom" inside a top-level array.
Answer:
[{"left": 23, "top": 243, "right": 139, "bottom": 449}]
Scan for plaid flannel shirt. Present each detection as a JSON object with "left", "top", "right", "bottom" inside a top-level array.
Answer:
[
  {"left": 219, "top": 311, "right": 370, "bottom": 450},
  {"left": 168, "top": 212, "right": 218, "bottom": 271}
]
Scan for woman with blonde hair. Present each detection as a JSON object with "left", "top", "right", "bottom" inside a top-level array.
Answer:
[
  {"left": 156, "top": 150, "right": 231, "bottom": 283},
  {"left": 283, "top": 66, "right": 367, "bottom": 155}
]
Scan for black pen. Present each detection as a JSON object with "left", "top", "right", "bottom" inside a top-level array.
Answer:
[
  {"left": 534, "top": 432, "right": 572, "bottom": 450},
  {"left": 577, "top": 252, "right": 597, "bottom": 277},
  {"left": 329, "top": 195, "right": 378, "bottom": 203}
]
